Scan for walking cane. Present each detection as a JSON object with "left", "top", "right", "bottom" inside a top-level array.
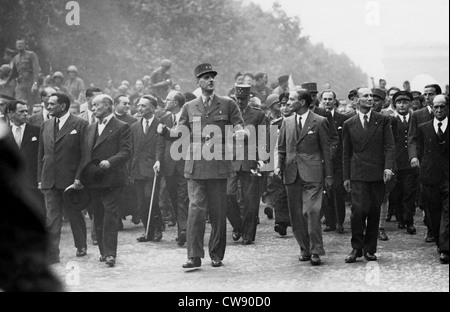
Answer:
[{"left": 144, "top": 171, "right": 158, "bottom": 240}]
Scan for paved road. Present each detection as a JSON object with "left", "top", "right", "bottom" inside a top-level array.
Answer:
[{"left": 51, "top": 206, "right": 449, "bottom": 292}]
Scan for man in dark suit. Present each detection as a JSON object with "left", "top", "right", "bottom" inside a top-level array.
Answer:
[
  {"left": 343, "top": 87, "right": 395, "bottom": 263},
  {"left": 275, "top": 89, "right": 333, "bottom": 266},
  {"left": 7, "top": 100, "right": 45, "bottom": 222},
  {"left": 409, "top": 84, "right": 442, "bottom": 243},
  {"left": 81, "top": 94, "right": 132, "bottom": 267},
  {"left": 389, "top": 91, "right": 418, "bottom": 235},
  {"left": 156, "top": 91, "right": 189, "bottom": 246},
  {"left": 29, "top": 87, "right": 56, "bottom": 127},
  {"left": 321, "top": 90, "right": 349, "bottom": 234},
  {"left": 130, "top": 95, "right": 164, "bottom": 243},
  {"left": 113, "top": 94, "right": 139, "bottom": 227},
  {"left": 411, "top": 94, "right": 449, "bottom": 264},
  {"left": 226, "top": 85, "right": 268, "bottom": 245},
  {"left": 38, "top": 91, "right": 89, "bottom": 264},
  {"left": 178, "top": 63, "right": 247, "bottom": 269}
]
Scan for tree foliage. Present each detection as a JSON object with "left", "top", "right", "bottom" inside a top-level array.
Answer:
[{"left": 0, "top": 0, "right": 367, "bottom": 98}]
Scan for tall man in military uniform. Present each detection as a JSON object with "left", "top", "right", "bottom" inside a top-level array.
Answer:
[
  {"left": 227, "top": 85, "right": 268, "bottom": 245},
  {"left": 178, "top": 64, "right": 247, "bottom": 268},
  {"left": 1, "top": 39, "right": 40, "bottom": 110}
]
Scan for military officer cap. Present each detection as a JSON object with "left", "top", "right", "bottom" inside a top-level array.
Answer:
[
  {"left": 411, "top": 91, "right": 422, "bottom": 99},
  {"left": 348, "top": 89, "right": 358, "bottom": 100},
  {"left": 67, "top": 65, "right": 78, "bottom": 73},
  {"left": 301, "top": 82, "right": 318, "bottom": 94},
  {"left": 372, "top": 88, "right": 386, "bottom": 101},
  {"left": 393, "top": 91, "right": 413, "bottom": 103},
  {"left": 235, "top": 85, "right": 251, "bottom": 99},
  {"left": 194, "top": 63, "right": 218, "bottom": 79},
  {"left": 278, "top": 75, "right": 289, "bottom": 84},
  {"left": 265, "top": 94, "right": 280, "bottom": 108}
]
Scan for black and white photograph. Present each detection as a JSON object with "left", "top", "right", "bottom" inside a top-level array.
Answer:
[{"left": 0, "top": 0, "right": 448, "bottom": 295}]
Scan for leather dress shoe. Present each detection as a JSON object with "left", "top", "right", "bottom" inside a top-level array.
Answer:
[
  {"left": 76, "top": 247, "right": 87, "bottom": 257},
  {"left": 299, "top": 255, "right": 311, "bottom": 262},
  {"left": 324, "top": 226, "right": 336, "bottom": 232},
  {"left": 99, "top": 256, "right": 106, "bottom": 262},
  {"left": 378, "top": 228, "right": 389, "bottom": 241},
  {"left": 398, "top": 222, "right": 406, "bottom": 229},
  {"left": 406, "top": 225, "right": 417, "bottom": 235},
  {"left": 439, "top": 253, "right": 449, "bottom": 264},
  {"left": 211, "top": 260, "right": 223, "bottom": 267},
  {"left": 274, "top": 223, "right": 287, "bottom": 236},
  {"left": 183, "top": 257, "right": 201, "bottom": 269},
  {"left": 364, "top": 252, "right": 378, "bottom": 261},
  {"left": 177, "top": 231, "right": 187, "bottom": 247},
  {"left": 345, "top": 249, "right": 363, "bottom": 263},
  {"left": 153, "top": 230, "right": 163, "bottom": 242},
  {"left": 310, "top": 254, "right": 321, "bottom": 266},
  {"left": 232, "top": 230, "right": 242, "bottom": 242},
  {"left": 336, "top": 224, "right": 344, "bottom": 234},
  {"left": 137, "top": 234, "right": 153, "bottom": 243},
  {"left": 425, "top": 231, "right": 435, "bottom": 243},
  {"left": 264, "top": 207, "right": 274, "bottom": 219},
  {"left": 242, "top": 239, "right": 254, "bottom": 245},
  {"left": 105, "top": 256, "right": 116, "bottom": 267}
]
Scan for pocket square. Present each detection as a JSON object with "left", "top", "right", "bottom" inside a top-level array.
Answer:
[
  {"left": 308, "top": 131, "right": 315, "bottom": 134},
  {"left": 338, "top": 126, "right": 343, "bottom": 130},
  {"left": 31, "top": 137, "right": 37, "bottom": 142},
  {"left": 70, "top": 130, "right": 78, "bottom": 135}
]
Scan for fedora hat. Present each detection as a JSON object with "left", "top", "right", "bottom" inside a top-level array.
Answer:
[
  {"left": 80, "top": 159, "right": 106, "bottom": 187},
  {"left": 63, "top": 187, "right": 91, "bottom": 212}
]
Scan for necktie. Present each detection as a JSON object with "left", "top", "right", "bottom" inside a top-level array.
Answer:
[
  {"left": 55, "top": 118, "right": 60, "bottom": 139},
  {"left": 363, "top": 114, "right": 369, "bottom": 130},
  {"left": 173, "top": 114, "right": 177, "bottom": 127},
  {"left": 297, "top": 115, "right": 302, "bottom": 138},
  {"left": 438, "top": 122, "right": 444, "bottom": 142},
  {"left": 144, "top": 119, "right": 150, "bottom": 134},
  {"left": 15, "top": 126, "right": 22, "bottom": 148},
  {"left": 46, "top": 113, "right": 50, "bottom": 120},
  {"left": 403, "top": 116, "right": 408, "bottom": 127},
  {"left": 205, "top": 96, "right": 211, "bottom": 109}
]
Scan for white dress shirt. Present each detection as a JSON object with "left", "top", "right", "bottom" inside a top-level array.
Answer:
[
  {"left": 98, "top": 114, "right": 114, "bottom": 136},
  {"left": 201, "top": 93, "right": 215, "bottom": 107},
  {"left": 358, "top": 110, "right": 372, "bottom": 128},
  {"left": 394, "top": 112, "right": 410, "bottom": 123},
  {"left": 142, "top": 116, "right": 155, "bottom": 134},
  {"left": 296, "top": 110, "right": 309, "bottom": 129},
  {"left": 434, "top": 117, "right": 448, "bottom": 135},
  {"left": 11, "top": 123, "right": 26, "bottom": 148},
  {"left": 57, "top": 111, "right": 71, "bottom": 130}
]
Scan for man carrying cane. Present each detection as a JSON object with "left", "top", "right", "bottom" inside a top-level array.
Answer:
[{"left": 130, "top": 95, "right": 164, "bottom": 243}]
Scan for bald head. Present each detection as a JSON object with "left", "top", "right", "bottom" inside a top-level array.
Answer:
[
  {"left": 92, "top": 94, "right": 114, "bottom": 120},
  {"left": 432, "top": 94, "right": 449, "bottom": 121},
  {"left": 433, "top": 94, "right": 448, "bottom": 105}
]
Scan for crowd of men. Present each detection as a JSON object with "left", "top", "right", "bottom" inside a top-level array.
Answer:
[{"left": 0, "top": 39, "right": 448, "bottom": 272}]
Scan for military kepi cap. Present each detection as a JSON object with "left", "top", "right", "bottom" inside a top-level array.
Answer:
[
  {"left": 371, "top": 88, "right": 386, "bottom": 101},
  {"left": 235, "top": 85, "right": 251, "bottom": 98},
  {"left": 393, "top": 91, "right": 413, "bottom": 103},
  {"left": 301, "top": 82, "right": 318, "bottom": 94},
  {"left": 194, "top": 63, "right": 218, "bottom": 79},
  {"left": 411, "top": 91, "right": 422, "bottom": 98}
]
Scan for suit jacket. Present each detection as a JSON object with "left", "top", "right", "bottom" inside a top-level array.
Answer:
[
  {"left": 38, "top": 114, "right": 88, "bottom": 189},
  {"left": 178, "top": 94, "right": 245, "bottom": 180},
  {"left": 392, "top": 115, "right": 413, "bottom": 170},
  {"left": 17, "top": 123, "right": 40, "bottom": 189},
  {"left": 408, "top": 106, "right": 433, "bottom": 161},
  {"left": 278, "top": 111, "right": 332, "bottom": 184},
  {"left": 331, "top": 110, "right": 350, "bottom": 171},
  {"left": 233, "top": 105, "right": 268, "bottom": 172},
  {"left": 115, "top": 113, "right": 137, "bottom": 126},
  {"left": 82, "top": 116, "right": 132, "bottom": 188},
  {"left": 343, "top": 111, "right": 396, "bottom": 182},
  {"left": 416, "top": 120, "right": 449, "bottom": 185},
  {"left": 29, "top": 112, "right": 45, "bottom": 127},
  {"left": 130, "top": 117, "right": 163, "bottom": 180},
  {"left": 158, "top": 113, "right": 185, "bottom": 177},
  {"left": 313, "top": 106, "right": 339, "bottom": 160}
]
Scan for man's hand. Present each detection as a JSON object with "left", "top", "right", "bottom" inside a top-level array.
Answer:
[
  {"left": 99, "top": 160, "right": 111, "bottom": 170},
  {"left": 157, "top": 123, "right": 166, "bottom": 134},
  {"left": 73, "top": 179, "right": 84, "bottom": 190},
  {"left": 257, "top": 161, "right": 265, "bottom": 169},
  {"left": 274, "top": 168, "right": 282, "bottom": 180},
  {"left": 383, "top": 169, "right": 394, "bottom": 184},
  {"left": 153, "top": 161, "right": 161, "bottom": 173},
  {"left": 410, "top": 157, "right": 420, "bottom": 168},
  {"left": 325, "top": 176, "right": 333, "bottom": 190},
  {"left": 344, "top": 180, "right": 351, "bottom": 193}
]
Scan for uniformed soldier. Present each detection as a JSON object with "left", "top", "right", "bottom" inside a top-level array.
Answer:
[
  {"left": 227, "top": 85, "right": 268, "bottom": 245},
  {"left": 176, "top": 63, "right": 248, "bottom": 269}
]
